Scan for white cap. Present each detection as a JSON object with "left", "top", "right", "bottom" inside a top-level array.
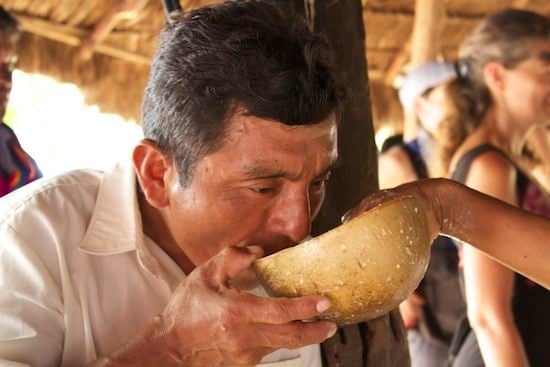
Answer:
[{"left": 398, "top": 62, "right": 456, "bottom": 110}]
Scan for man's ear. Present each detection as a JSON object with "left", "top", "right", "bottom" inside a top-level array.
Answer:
[
  {"left": 483, "top": 61, "right": 505, "bottom": 93},
  {"left": 132, "top": 140, "right": 172, "bottom": 208}
]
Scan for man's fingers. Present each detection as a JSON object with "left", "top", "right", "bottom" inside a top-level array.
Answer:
[
  {"left": 206, "top": 246, "right": 264, "bottom": 286},
  {"left": 342, "top": 189, "right": 401, "bottom": 222},
  {"left": 238, "top": 293, "right": 332, "bottom": 324},
  {"left": 219, "top": 320, "right": 336, "bottom": 358},
  {"left": 254, "top": 320, "right": 337, "bottom": 349}
]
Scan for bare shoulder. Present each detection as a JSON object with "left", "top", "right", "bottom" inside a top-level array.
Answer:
[
  {"left": 466, "top": 151, "right": 517, "bottom": 204},
  {"left": 468, "top": 150, "right": 514, "bottom": 179},
  {"left": 378, "top": 146, "right": 418, "bottom": 189},
  {"left": 379, "top": 145, "right": 412, "bottom": 167}
]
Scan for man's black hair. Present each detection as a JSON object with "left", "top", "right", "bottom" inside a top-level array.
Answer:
[{"left": 141, "top": 0, "right": 341, "bottom": 186}]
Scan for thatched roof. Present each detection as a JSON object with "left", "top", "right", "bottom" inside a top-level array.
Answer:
[{"left": 1, "top": 0, "right": 549, "bottom": 123}]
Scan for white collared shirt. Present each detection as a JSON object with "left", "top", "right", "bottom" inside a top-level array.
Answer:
[{"left": 0, "top": 162, "right": 321, "bottom": 367}]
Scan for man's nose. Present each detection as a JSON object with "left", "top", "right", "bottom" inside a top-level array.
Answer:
[{"left": 269, "top": 190, "right": 312, "bottom": 244}]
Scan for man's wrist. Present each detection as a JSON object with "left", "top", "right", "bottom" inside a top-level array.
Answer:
[
  {"left": 88, "top": 315, "right": 181, "bottom": 367},
  {"left": 153, "top": 314, "right": 186, "bottom": 364}
]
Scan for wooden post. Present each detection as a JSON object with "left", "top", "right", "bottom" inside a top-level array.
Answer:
[
  {"left": 404, "top": 0, "right": 447, "bottom": 140},
  {"left": 312, "top": 0, "right": 379, "bottom": 234},
  {"left": 410, "top": 0, "right": 446, "bottom": 66},
  {"left": 283, "top": 1, "right": 410, "bottom": 366}
]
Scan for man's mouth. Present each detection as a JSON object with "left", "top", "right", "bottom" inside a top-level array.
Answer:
[{"left": 245, "top": 242, "right": 296, "bottom": 257}]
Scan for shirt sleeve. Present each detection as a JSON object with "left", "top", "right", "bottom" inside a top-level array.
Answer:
[{"left": 0, "top": 225, "right": 64, "bottom": 367}]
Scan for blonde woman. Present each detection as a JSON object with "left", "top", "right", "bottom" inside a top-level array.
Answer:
[{"left": 431, "top": 8, "right": 550, "bottom": 367}]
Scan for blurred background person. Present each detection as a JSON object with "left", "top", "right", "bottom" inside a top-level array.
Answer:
[
  {"left": 522, "top": 126, "right": 550, "bottom": 194},
  {"left": 0, "top": 6, "right": 41, "bottom": 197},
  {"left": 378, "top": 62, "right": 466, "bottom": 367},
  {"left": 425, "top": 8, "right": 550, "bottom": 367}
]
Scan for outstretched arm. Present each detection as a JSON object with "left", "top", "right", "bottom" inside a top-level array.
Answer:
[{"left": 348, "top": 178, "right": 550, "bottom": 289}]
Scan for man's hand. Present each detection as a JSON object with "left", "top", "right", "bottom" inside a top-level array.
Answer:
[
  {"left": 90, "top": 246, "right": 336, "bottom": 367},
  {"left": 159, "top": 246, "right": 337, "bottom": 366}
]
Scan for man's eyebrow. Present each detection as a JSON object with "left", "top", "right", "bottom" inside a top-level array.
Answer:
[
  {"left": 241, "top": 163, "right": 292, "bottom": 180},
  {"left": 242, "top": 159, "right": 339, "bottom": 180}
]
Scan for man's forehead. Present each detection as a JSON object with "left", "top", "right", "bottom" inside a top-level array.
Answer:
[
  {"left": 225, "top": 109, "right": 337, "bottom": 139},
  {"left": 213, "top": 113, "right": 338, "bottom": 174}
]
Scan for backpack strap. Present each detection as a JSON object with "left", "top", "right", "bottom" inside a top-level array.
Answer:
[
  {"left": 402, "top": 140, "right": 429, "bottom": 180},
  {"left": 380, "top": 134, "right": 404, "bottom": 153}
]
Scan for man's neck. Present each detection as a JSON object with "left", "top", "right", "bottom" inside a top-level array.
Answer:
[{"left": 137, "top": 189, "right": 195, "bottom": 274}]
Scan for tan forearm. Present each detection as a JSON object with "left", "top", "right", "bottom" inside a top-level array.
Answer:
[{"left": 430, "top": 179, "right": 550, "bottom": 288}]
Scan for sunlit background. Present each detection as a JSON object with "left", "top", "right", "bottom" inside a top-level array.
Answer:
[{"left": 5, "top": 70, "right": 143, "bottom": 178}]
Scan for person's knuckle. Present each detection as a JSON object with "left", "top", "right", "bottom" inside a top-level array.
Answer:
[
  {"left": 285, "top": 333, "right": 302, "bottom": 347},
  {"left": 227, "top": 333, "right": 249, "bottom": 354},
  {"left": 280, "top": 327, "right": 304, "bottom": 348},
  {"left": 220, "top": 304, "right": 244, "bottom": 327},
  {"left": 221, "top": 245, "right": 242, "bottom": 259},
  {"left": 270, "top": 300, "right": 293, "bottom": 323},
  {"left": 202, "top": 248, "right": 231, "bottom": 276},
  {"left": 197, "top": 261, "right": 216, "bottom": 281}
]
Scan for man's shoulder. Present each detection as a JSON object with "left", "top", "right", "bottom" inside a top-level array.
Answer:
[{"left": 0, "top": 168, "right": 103, "bottom": 228}]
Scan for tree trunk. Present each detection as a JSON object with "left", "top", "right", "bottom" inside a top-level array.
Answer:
[{"left": 282, "top": 0, "right": 411, "bottom": 366}]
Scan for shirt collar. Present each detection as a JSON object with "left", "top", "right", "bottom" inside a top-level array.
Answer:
[
  {"left": 79, "top": 160, "right": 142, "bottom": 255},
  {"left": 79, "top": 160, "right": 183, "bottom": 285}
]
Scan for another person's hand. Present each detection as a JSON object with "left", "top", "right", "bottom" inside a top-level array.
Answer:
[
  {"left": 159, "top": 246, "right": 337, "bottom": 366},
  {"left": 340, "top": 178, "right": 550, "bottom": 291},
  {"left": 343, "top": 179, "right": 452, "bottom": 241}
]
